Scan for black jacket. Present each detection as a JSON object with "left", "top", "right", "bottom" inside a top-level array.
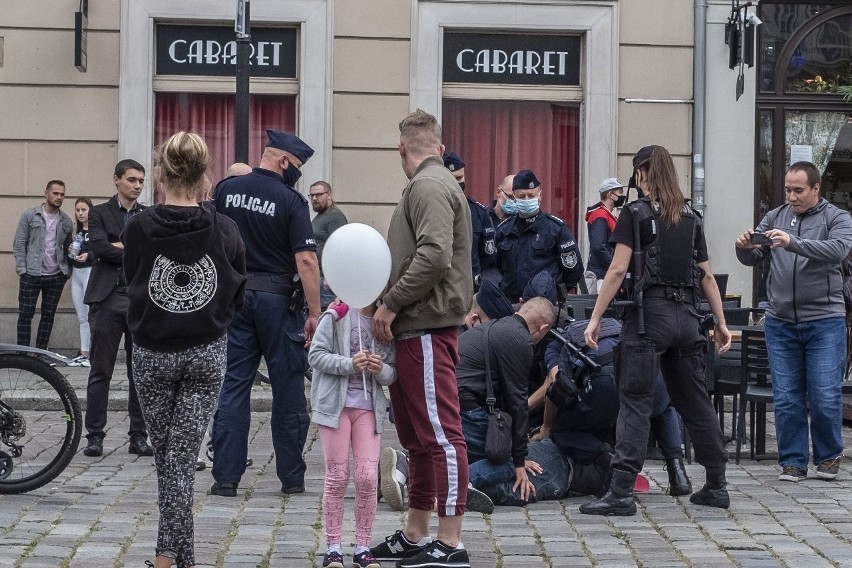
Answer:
[
  {"left": 122, "top": 203, "right": 246, "bottom": 352},
  {"left": 84, "top": 196, "right": 147, "bottom": 304}
]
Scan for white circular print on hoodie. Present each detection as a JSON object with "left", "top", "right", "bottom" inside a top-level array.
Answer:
[{"left": 148, "top": 254, "right": 218, "bottom": 313}]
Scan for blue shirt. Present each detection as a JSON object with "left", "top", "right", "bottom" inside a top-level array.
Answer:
[{"left": 213, "top": 167, "right": 316, "bottom": 275}]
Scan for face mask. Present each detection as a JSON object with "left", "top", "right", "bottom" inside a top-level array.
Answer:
[
  {"left": 516, "top": 197, "right": 540, "bottom": 216},
  {"left": 281, "top": 164, "right": 302, "bottom": 187},
  {"left": 613, "top": 195, "right": 627, "bottom": 208},
  {"left": 457, "top": 181, "right": 466, "bottom": 191},
  {"left": 502, "top": 198, "right": 519, "bottom": 215}
]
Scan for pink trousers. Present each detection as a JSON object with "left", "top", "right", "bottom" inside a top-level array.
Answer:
[{"left": 318, "top": 408, "right": 381, "bottom": 547}]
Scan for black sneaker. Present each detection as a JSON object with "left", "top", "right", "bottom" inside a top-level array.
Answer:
[
  {"left": 82, "top": 437, "right": 103, "bottom": 457},
  {"left": 369, "top": 530, "right": 429, "bottom": 562},
  {"left": 321, "top": 549, "right": 344, "bottom": 568},
  {"left": 397, "top": 540, "right": 470, "bottom": 568},
  {"left": 465, "top": 485, "right": 494, "bottom": 514},
  {"left": 209, "top": 481, "right": 238, "bottom": 496},
  {"left": 380, "top": 447, "right": 409, "bottom": 511},
  {"left": 352, "top": 550, "right": 381, "bottom": 568}
]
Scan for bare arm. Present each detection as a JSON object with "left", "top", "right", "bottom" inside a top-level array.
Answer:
[{"left": 295, "top": 249, "right": 321, "bottom": 342}]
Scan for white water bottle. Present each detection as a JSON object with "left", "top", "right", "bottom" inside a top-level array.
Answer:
[{"left": 68, "top": 233, "right": 83, "bottom": 260}]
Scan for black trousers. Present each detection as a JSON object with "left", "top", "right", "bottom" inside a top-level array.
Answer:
[
  {"left": 84, "top": 290, "right": 147, "bottom": 442},
  {"left": 613, "top": 297, "right": 727, "bottom": 475},
  {"left": 17, "top": 272, "right": 68, "bottom": 350}
]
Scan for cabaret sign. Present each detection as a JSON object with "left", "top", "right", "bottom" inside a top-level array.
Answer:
[
  {"left": 156, "top": 24, "right": 296, "bottom": 78},
  {"left": 443, "top": 32, "right": 580, "bottom": 86}
]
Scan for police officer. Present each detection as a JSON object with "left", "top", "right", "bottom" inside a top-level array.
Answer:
[
  {"left": 443, "top": 151, "right": 496, "bottom": 287},
  {"left": 580, "top": 145, "right": 732, "bottom": 516},
  {"left": 495, "top": 169, "right": 584, "bottom": 302},
  {"left": 210, "top": 129, "right": 321, "bottom": 497}
]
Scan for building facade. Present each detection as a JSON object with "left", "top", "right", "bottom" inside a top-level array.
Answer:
[{"left": 4, "top": 0, "right": 846, "bottom": 349}]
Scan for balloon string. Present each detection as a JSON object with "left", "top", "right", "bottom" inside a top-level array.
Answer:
[{"left": 358, "top": 312, "right": 368, "bottom": 400}]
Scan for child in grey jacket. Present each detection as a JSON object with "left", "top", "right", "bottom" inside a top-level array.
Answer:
[{"left": 308, "top": 301, "right": 396, "bottom": 568}]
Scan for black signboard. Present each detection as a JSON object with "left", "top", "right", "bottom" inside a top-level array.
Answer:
[
  {"left": 156, "top": 24, "right": 296, "bottom": 78},
  {"left": 74, "top": 1, "right": 88, "bottom": 73},
  {"left": 443, "top": 32, "right": 580, "bottom": 86}
]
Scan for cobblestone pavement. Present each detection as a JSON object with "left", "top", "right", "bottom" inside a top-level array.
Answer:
[{"left": 3, "top": 364, "right": 852, "bottom": 567}]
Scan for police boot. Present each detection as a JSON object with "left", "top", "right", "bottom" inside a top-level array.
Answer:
[
  {"left": 664, "top": 451, "right": 692, "bottom": 496},
  {"left": 579, "top": 468, "right": 636, "bottom": 516},
  {"left": 689, "top": 465, "right": 730, "bottom": 509}
]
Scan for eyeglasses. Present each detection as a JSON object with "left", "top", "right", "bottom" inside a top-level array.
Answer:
[{"left": 309, "top": 191, "right": 329, "bottom": 199}]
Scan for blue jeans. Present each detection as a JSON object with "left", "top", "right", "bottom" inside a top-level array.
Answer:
[
  {"left": 212, "top": 290, "right": 310, "bottom": 487},
  {"left": 764, "top": 316, "right": 846, "bottom": 469},
  {"left": 469, "top": 439, "right": 570, "bottom": 506},
  {"left": 461, "top": 407, "right": 489, "bottom": 465}
]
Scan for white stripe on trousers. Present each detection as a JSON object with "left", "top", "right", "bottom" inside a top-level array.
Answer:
[{"left": 420, "top": 334, "right": 460, "bottom": 515}]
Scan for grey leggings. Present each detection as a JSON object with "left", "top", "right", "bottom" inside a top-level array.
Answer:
[{"left": 134, "top": 336, "right": 226, "bottom": 568}]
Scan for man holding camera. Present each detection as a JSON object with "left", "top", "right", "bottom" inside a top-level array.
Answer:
[{"left": 736, "top": 160, "right": 852, "bottom": 483}]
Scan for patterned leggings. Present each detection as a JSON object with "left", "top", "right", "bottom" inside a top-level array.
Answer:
[
  {"left": 133, "top": 336, "right": 227, "bottom": 568},
  {"left": 319, "top": 408, "right": 381, "bottom": 548}
]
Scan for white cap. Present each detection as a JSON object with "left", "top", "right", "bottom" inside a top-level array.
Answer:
[{"left": 599, "top": 177, "right": 626, "bottom": 193}]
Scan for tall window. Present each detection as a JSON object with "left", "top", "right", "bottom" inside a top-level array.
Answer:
[
  {"left": 443, "top": 100, "right": 580, "bottom": 231},
  {"left": 154, "top": 93, "right": 296, "bottom": 202}
]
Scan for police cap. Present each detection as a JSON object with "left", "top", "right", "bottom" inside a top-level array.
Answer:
[
  {"left": 513, "top": 169, "right": 541, "bottom": 190},
  {"left": 442, "top": 151, "right": 465, "bottom": 172},
  {"left": 523, "top": 271, "right": 557, "bottom": 304},
  {"left": 266, "top": 129, "right": 315, "bottom": 164},
  {"left": 476, "top": 279, "right": 514, "bottom": 320},
  {"left": 632, "top": 145, "right": 659, "bottom": 170}
]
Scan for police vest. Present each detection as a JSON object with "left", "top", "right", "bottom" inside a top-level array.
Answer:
[{"left": 628, "top": 199, "right": 702, "bottom": 291}]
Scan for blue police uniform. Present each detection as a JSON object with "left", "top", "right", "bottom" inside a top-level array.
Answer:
[
  {"left": 495, "top": 212, "right": 584, "bottom": 301},
  {"left": 468, "top": 196, "right": 496, "bottom": 283},
  {"left": 211, "top": 167, "right": 316, "bottom": 489}
]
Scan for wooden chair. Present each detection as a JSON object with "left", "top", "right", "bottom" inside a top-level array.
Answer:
[{"left": 735, "top": 329, "right": 774, "bottom": 464}]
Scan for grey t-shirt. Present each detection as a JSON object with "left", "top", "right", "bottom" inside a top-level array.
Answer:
[{"left": 311, "top": 205, "right": 348, "bottom": 267}]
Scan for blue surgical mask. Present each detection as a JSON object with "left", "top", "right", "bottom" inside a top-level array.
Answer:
[
  {"left": 516, "top": 197, "right": 540, "bottom": 216},
  {"left": 502, "top": 198, "right": 519, "bottom": 215},
  {"left": 281, "top": 164, "right": 302, "bottom": 187}
]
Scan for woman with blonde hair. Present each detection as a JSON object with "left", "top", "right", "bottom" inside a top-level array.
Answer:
[{"left": 123, "top": 131, "right": 246, "bottom": 567}]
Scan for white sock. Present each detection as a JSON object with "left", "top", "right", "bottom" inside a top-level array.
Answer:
[
  {"left": 354, "top": 545, "right": 370, "bottom": 555},
  {"left": 327, "top": 544, "right": 342, "bottom": 554}
]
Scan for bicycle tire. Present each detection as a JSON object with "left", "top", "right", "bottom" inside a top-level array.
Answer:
[{"left": 0, "top": 354, "right": 82, "bottom": 494}]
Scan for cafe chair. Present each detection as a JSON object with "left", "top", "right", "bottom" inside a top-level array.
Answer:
[
  {"left": 709, "top": 335, "right": 742, "bottom": 443},
  {"left": 723, "top": 307, "right": 764, "bottom": 326},
  {"left": 735, "top": 329, "right": 774, "bottom": 464}
]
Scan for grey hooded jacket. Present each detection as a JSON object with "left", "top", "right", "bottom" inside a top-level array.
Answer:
[
  {"left": 736, "top": 198, "right": 852, "bottom": 323},
  {"left": 308, "top": 307, "right": 396, "bottom": 433}
]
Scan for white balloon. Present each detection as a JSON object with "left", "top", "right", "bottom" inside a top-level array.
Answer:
[{"left": 321, "top": 223, "right": 392, "bottom": 309}]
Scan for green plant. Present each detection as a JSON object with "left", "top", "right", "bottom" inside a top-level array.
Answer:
[{"left": 839, "top": 85, "right": 852, "bottom": 102}]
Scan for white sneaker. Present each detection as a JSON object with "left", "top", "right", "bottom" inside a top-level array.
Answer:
[
  {"left": 67, "top": 356, "right": 83, "bottom": 367},
  {"left": 80, "top": 357, "right": 91, "bottom": 367}
]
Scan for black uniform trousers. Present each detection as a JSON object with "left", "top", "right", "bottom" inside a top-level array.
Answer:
[
  {"left": 84, "top": 289, "right": 148, "bottom": 442},
  {"left": 613, "top": 296, "right": 727, "bottom": 475}
]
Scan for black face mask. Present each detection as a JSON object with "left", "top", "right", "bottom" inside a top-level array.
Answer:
[
  {"left": 613, "top": 195, "right": 627, "bottom": 208},
  {"left": 281, "top": 164, "right": 302, "bottom": 187},
  {"left": 457, "top": 181, "right": 465, "bottom": 191}
]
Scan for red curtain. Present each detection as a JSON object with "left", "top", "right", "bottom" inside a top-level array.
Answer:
[
  {"left": 154, "top": 93, "right": 296, "bottom": 202},
  {"left": 442, "top": 100, "right": 580, "bottom": 233}
]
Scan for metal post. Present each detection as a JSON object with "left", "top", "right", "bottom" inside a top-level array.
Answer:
[
  {"left": 235, "top": 0, "right": 251, "bottom": 163},
  {"left": 692, "top": 0, "right": 708, "bottom": 215}
]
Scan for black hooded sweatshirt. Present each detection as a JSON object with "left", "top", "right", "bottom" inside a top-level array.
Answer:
[{"left": 122, "top": 203, "right": 246, "bottom": 352}]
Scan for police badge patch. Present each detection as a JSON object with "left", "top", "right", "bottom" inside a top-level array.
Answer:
[
  {"left": 484, "top": 239, "right": 496, "bottom": 256},
  {"left": 561, "top": 251, "right": 578, "bottom": 268}
]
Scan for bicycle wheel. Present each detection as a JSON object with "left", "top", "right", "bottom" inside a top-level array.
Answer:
[{"left": 0, "top": 354, "right": 82, "bottom": 494}]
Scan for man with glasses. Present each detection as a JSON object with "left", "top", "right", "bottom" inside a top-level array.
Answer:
[
  {"left": 488, "top": 174, "right": 515, "bottom": 229},
  {"left": 309, "top": 181, "right": 348, "bottom": 309}
]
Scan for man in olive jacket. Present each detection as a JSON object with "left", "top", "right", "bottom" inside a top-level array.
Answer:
[{"left": 371, "top": 109, "right": 473, "bottom": 568}]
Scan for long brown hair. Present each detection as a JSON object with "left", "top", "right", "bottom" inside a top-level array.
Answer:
[{"left": 634, "top": 145, "right": 684, "bottom": 225}]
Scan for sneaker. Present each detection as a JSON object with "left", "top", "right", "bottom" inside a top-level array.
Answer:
[
  {"left": 67, "top": 355, "right": 84, "bottom": 367},
  {"left": 80, "top": 357, "right": 91, "bottom": 367},
  {"left": 321, "top": 550, "right": 344, "bottom": 568},
  {"left": 369, "top": 530, "right": 429, "bottom": 562},
  {"left": 778, "top": 465, "right": 807, "bottom": 482},
  {"left": 465, "top": 485, "right": 494, "bottom": 514},
  {"left": 397, "top": 540, "right": 470, "bottom": 568},
  {"left": 352, "top": 550, "right": 380, "bottom": 568},
  {"left": 815, "top": 456, "right": 841, "bottom": 480},
  {"left": 380, "top": 447, "right": 409, "bottom": 511},
  {"left": 195, "top": 458, "right": 207, "bottom": 471}
]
